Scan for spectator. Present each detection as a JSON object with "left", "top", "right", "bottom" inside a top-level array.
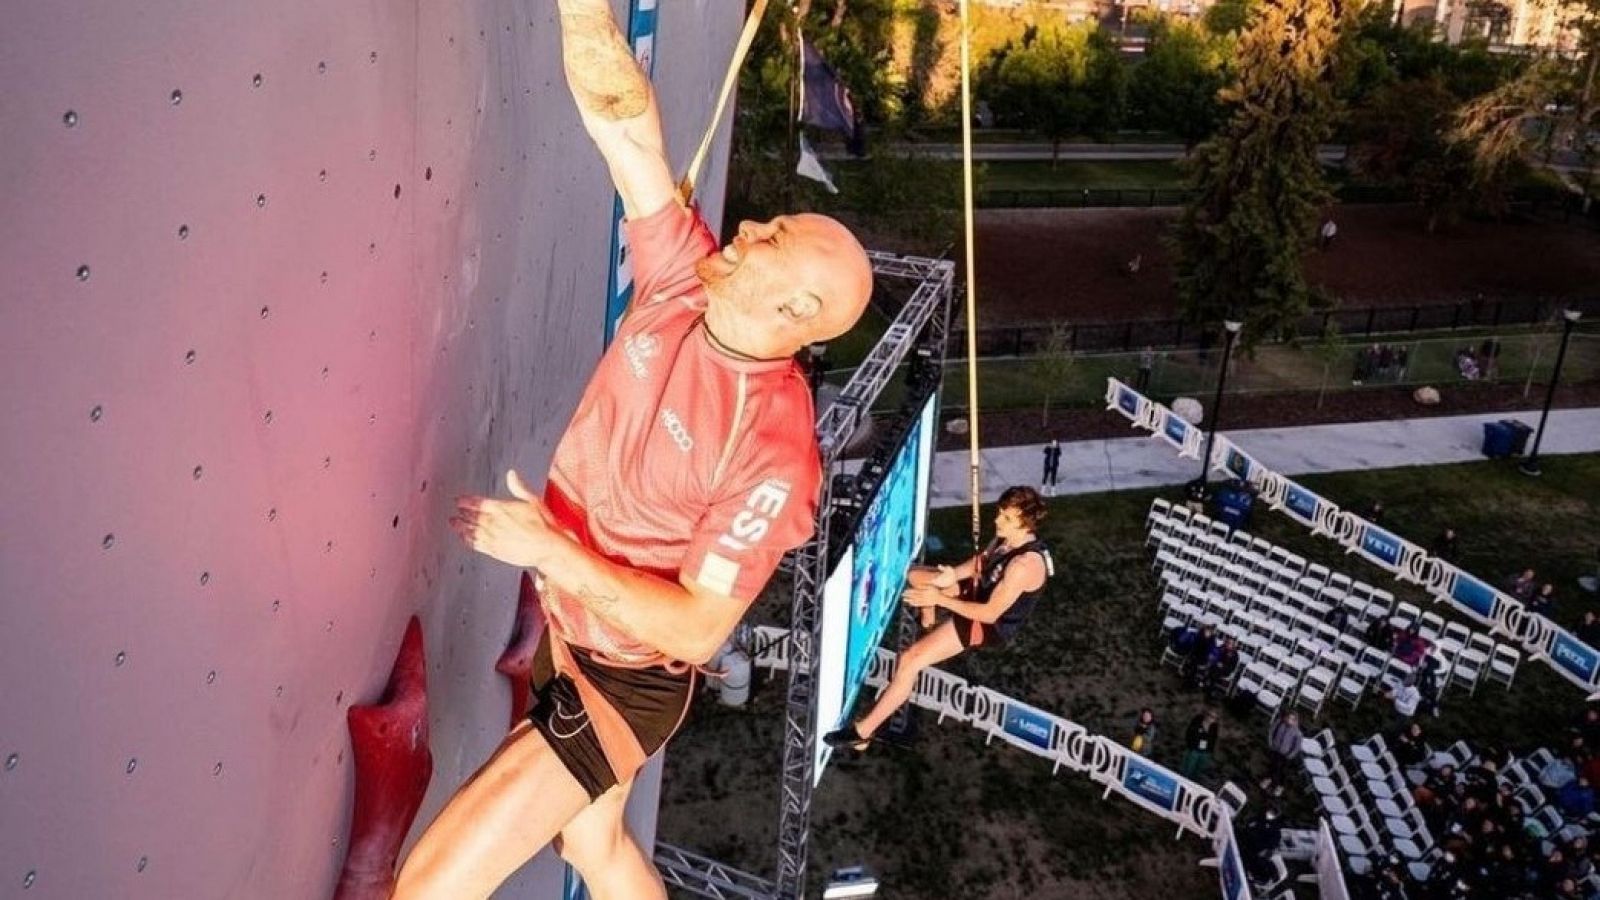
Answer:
[
  {"left": 1365, "top": 615, "right": 1394, "bottom": 649},
  {"left": 1456, "top": 347, "right": 1481, "bottom": 380},
  {"left": 1395, "top": 346, "right": 1410, "bottom": 381},
  {"left": 1511, "top": 568, "right": 1537, "bottom": 602},
  {"left": 1578, "top": 611, "right": 1600, "bottom": 647},
  {"left": 1416, "top": 654, "right": 1443, "bottom": 718},
  {"left": 1202, "top": 636, "right": 1241, "bottom": 699},
  {"left": 1390, "top": 677, "right": 1422, "bottom": 725},
  {"left": 1319, "top": 218, "right": 1338, "bottom": 249},
  {"left": 1124, "top": 253, "right": 1143, "bottom": 277},
  {"left": 1182, "top": 624, "right": 1217, "bottom": 686},
  {"left": 1393, "top": 624, "right": 1431, "bottom": 667},
  {"left": 1131, "top": 707, "right": 1157, "bottom": 756},
  {"left": 1323, "top": 603, "right": 1350, "bottom": 634},
  {"left": 1529, "top": 582, "right": 1556, "bottom": 617},
  {"left": 1136, "top": 346, "right": 1154, "bottom": 391},
  {"left": 1180, "top": 709, "right": 1220, "bottom": 780},
  {"left": 1559, "top": 775, "right": 1597, "bottom": 819},
  {"left": 1394, "top": 721, "right": 1428, "bottom": 768},
  {"left": 1040, "top": 439, "right": 1061, "bottom": 497},
  {"left": 1540, "top": 753, "right": 1578, "bottom": 791},
  {"left": 1237, "top": 806, "right": 1283, "bottom": 883},
  {"left": 1433, "top": 526, "right": 1459, "bottom": 563},
  {"left": 1365, "top": 500, "right": 1385, "bottom": 525},
  {"left": 1262, "top": 711, "right": 1303, "bottom": 797}
]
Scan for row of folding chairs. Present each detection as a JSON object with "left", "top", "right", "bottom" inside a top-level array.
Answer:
[
  {"left": 1149, "top": 501, "right": 1523, "bottom": 696},
  {"left": 1301, "top": 730, "right": 1440, "bottom": 883}
]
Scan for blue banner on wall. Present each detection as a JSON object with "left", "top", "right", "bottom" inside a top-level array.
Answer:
[
  {"left": 1282, "top": 483, "right": 1320, "bottom": 524},
  {"left": 1123, "top": 757, "right": 1180, "bottom": 812},
  {"left": 1001, "top": 702, "right": 1055, "bottom": 752},
  {"left": 602, "top": 0, "right": 661, "bottom": 347},
  {"left": 1552, "top": 632, "right": 1600, "bottom": 685},
  {"left": 1450, "top": 572, "right": 1498, "bottom": 620},
  {"left": 1359, "top": 524, "right": 1403, "bottom": 570}
]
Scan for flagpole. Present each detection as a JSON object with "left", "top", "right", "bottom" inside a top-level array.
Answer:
[{"left": 958, "top": 0, "right": 982, "bottom": 553}]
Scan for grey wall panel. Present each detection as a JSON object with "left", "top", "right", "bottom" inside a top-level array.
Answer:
[{"left": 0, "top": 1, "right": 740, "bottom": 897}]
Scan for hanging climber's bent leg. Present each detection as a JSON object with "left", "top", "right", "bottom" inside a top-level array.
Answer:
[{"left": 395, "top": 631, "right": 693, "bottom": 899}]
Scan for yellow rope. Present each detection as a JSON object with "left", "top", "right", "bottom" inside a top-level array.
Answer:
[
  {"left": 957, "top": 0, "right": 982, "bottom": 552},
  {"left": 678, "top": 0, "right": 770, "bottom": 205}
]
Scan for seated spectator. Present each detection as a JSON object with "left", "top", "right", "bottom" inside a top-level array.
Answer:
[
  {"left": 1416, "top": 653, "right": 1444, "bottom": 718},
  {"left": 1323, "top": 603, "right": 1350, "bottom": 633},
  {"left": 1394, "top": 721, "right": 1428, "bottom": 768},
  {"left": 1456, "top": 348, "right": 1481, "bottom": 380},
  {"left": 1541, "top": 754, "right": 1579, "bottom": 791},
  {"left": 1529, "top": 582, "right": 1556, "bottom": 616},
  {"left": 1365, "top": 615, "right": 1393, "bottom": 649},
  {"left": 1393, "top": 624, "right": 1431, "bottom": 667},
  {"left": 1181, "top": 624, "right": 1217, "bottom": 685},
  {"left": 1511, "top": 568, "right": 1538, "bottom": 602},
  {"left": 1559, "top": 776, "right": 1597, "bottom": 819},
  {"left": 1203, "top": 637, "right": 1241, "bottom": 698},
  {"left": 1169, "top": 623, "right": 1200, "bottom": 654},
  {"left": 1390, "top": 677, "right": 1422, "bottom": 725}
]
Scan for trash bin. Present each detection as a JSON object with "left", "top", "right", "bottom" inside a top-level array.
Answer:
[
  {"left": 1212, "top": 482, "right": 1255, "bottom": 529},
  {"left": 1504, "top": 419, "right": 1534, "bottom": 456},
  {"left": 1481, "top": 421, "right": 1514, "bottom": 459}
]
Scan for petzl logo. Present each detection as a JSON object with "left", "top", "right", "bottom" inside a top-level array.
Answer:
[
  {"left": 1552, "top": 634, "right": 1600, "bottom": 683},
  {"left": 1002, "top": 704, "right": 1053, "bottom": 750},
  {"left": 623, "top": 332, "right": 658, "bottom": 379}
]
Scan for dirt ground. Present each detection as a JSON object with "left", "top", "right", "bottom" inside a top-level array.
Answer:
[{"left": 970, "top": 206, "right": 1600, "bottom": 326}]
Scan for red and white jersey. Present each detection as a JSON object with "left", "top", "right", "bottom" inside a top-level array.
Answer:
[{"left": 542, "top": 203, "right": 822, "bottom": 663}]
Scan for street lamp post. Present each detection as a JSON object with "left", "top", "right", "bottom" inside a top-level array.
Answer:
[
  {"left": 1198, "top": 320, "right": 1243, "bottom": 485},
  {"left": 1520, "top": 309, "right": 1583, "bottom": 477}
]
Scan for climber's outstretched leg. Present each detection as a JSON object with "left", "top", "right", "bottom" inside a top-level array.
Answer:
[{"left": 826, "top": 619, "right": 967, "bottom": 751}]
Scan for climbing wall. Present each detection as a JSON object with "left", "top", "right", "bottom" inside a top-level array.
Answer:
[{"left": 0, "top": 0, "right": 739, "bottom": 896}]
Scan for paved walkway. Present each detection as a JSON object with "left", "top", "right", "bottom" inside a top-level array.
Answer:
[{"left": 928, "top": 407, "right": 1600, "bottom": 508}]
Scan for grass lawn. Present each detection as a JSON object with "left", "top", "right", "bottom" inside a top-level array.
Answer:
[{"left": 659, "top": 454, "right": 1600, "bottom": 898}]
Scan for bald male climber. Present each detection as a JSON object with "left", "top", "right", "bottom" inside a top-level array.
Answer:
[{"left": 393, "top": 2, "right": 873, "bottom": 898}]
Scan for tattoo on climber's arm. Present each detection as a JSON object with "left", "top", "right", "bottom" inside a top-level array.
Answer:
[{"left": 559, "top": 9, "right": 650, "bottom": 121}]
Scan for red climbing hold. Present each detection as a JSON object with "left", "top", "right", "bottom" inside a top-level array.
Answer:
[{"left": 495, "top": 571, "right": 547, "bottom": 728}]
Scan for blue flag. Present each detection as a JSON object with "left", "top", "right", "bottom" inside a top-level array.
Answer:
[{"left": 799, "top": 36, "right": 864, "bottom": 156}]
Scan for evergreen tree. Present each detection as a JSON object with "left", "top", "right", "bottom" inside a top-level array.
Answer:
[{"left": 1170, "top": 0, "right": 1350, "bottom": 348}]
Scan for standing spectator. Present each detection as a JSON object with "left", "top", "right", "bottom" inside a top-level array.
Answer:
[
  {"left": 1262, "top": 711, "right": 1304, "bottom": 797},
  {"left": 1416, "top": 656, "right": 1443, "bottom": 718},
  {"left": 1041, "top": 439, "right": 1062, "bottom": 497},
  {"left": 1377, "top": 344, "right": 1394, "bottom": 378},
  {"left": 1395, "top": 345, "right": 1411, "bottom": 381},
  {"left": 1511, "top": 568, "right": 1538, "bottom": 602},
  {"left": 1136, "top": 345, "right": 1155, "bottom": 391},
  {"left": 1529, "top": 582, "right": 1556, "bottom": 617},
  {"left": 1320, "top": 218, "right": 1338, "bottom": 249},
  {"left": 1181, "top": 709, "right": 1220, "bottom": 780},
  {"left": 1124, "top": 253, "right": 1143, "bottom": 277},
  {"left": 1365, "top": 500, "right": 1385, "bottom": 525},
  {"left": 1131, "top": 707, "right": 1158, "bottom": 756},
  {"left": 1433, "top": 526, "right": 1459, "bottom": 563}
]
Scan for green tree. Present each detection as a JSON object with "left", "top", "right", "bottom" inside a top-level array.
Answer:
[
  {"left": 989, "top": 21, "right": 1097, "bottom": 161},
  {"left": 1449, "top": 60, "right": 1567, "bottom": 215},
  {"left": 1129, "top": 16, "right": 1228, "bottom": 149},
  {"left": 1036, "top": 323, "right": 1078, "bottom": 426},
  {"left": 1348, "top": 76, "right": 1475, "bottom": 230},
  {"left": 1170, "top": 0, "right": 1349, "bottom": 348}
]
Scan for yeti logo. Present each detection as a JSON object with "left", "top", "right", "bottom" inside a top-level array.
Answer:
[{"left": 624, "top": 332, "right": 659, "bottom": 379}]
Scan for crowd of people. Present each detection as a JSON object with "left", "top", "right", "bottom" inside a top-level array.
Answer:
[
  {"left": 1350, "top": 701, "right": 1600, "bottom": 899},
  {"left": 1354, "top": 343, "right": 1413, "bottom": 385}
]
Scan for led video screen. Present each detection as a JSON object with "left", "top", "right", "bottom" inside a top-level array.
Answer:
[{"left": 813, "top": 393, "right": 937, "bottom": 782}]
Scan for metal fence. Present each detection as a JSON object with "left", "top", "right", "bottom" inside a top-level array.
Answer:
[
  {"left": 841, "top": 330, "right": 1600, "bottom": 414},
  {"left": 959, "top": 296, "right": 1600, "bottom": 356},
  {"left": 974, "top": 183, "right": 1595, "bottom": 213}
]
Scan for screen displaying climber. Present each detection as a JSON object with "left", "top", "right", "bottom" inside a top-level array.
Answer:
[
  {"left": 813, "top": 393, "right": 935, "bottom": 781},
  {"left": 394, "top": 1, "right": 874, "bottom": 897}
]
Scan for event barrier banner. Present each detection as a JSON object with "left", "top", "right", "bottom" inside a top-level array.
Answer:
[
  {"left": 1105, "top": 377, "right": 1600, "bottom": 700},
  {"left": 1116, "top": 754, "right": 1182, "bottom": 815},
  {"left": 1315, "top": 820, "right": 1352, "bottom": 900},
  {"left": 998, "top": 699, "right": 1057, "bottom": 754}
]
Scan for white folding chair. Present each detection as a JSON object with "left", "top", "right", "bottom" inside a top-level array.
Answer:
[
  {"left": 1487, "top": 644, "right": 1521, "bottom": 690},
  {"left": 1419, "top": 611, "right": 1446, "bottom": 642}
]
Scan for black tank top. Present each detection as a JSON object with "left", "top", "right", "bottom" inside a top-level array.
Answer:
[{"left": 974, "top": 536, "right": 1053, "bottom": 642}]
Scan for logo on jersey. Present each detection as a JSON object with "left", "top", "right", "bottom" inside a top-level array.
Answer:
[
  {"left": 714, "top": 479, "right": 793, "bottom": 554},
  {"left": 659, "top": 408, "right": 694, "bottom": 452},
  {"left": 624, "top": 332, "right": 659, "bottom": 379}
]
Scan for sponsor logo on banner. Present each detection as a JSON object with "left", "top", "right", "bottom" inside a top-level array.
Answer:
[
  {"left": 1225, "top": 447, "right": 1252, "bottom": 481},
  {"left": 1552, "top": 633, "right": 1600, "bottom": 684},
  {"left": 1283, "top": 483, "right": 1320, "bottom": 523},
  {"left": 1002, "top": 703, "right": 1054, "bottom": 751},
  {"left": 1116, "top": 386, "right": 1141, "bottom": 417},
  {"left": 1123, "top": 756, "right": 1180, "bottom": 812},
  {"left": 1162, "top": 412, "right": 1188, "bottom": 446},
  {"left": 1360, "top": 525, "right": 1403, "bottom": 569},
  {"left": 1220, "top": 838, "right": 1247, "bottom": 900},
  {"left": 1450, "top": 572, "right": 1498, "bottom": 620}
]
